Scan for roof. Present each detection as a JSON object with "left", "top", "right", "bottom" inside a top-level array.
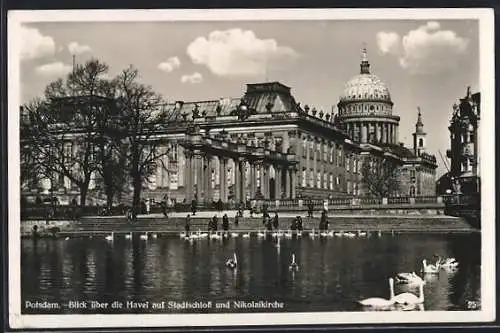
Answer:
[{"left": 379, "top": 143, "right": 415, "bottom": 158}]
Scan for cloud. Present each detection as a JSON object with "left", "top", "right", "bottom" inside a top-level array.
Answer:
[
  {"left": 158, "top": 56, "right": 181, "bottom": 73},
  {"left": 35, "top": 62, "right": 72, "bottom": 76},
  {"left": 68, "top": 42, "right": 92, "bottom": 55},
  {"left": 376, "top": 32, "right": 401, "bottom": 55},
  {"left": 186, "top": 28, "right": 299, "bottom": 77},
  {"left": 181, "top": 72, "right": 203, "bottom": 84},
  {"left": 20, "top": 26, "right": 56, "bottom": 60},
  {"left": 376, "top": 21, "right": 469, "bottom": 75}
]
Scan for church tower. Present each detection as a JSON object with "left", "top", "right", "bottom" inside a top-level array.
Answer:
[{"left": 413, "top": 107, "right": 426, "bottom": 156}]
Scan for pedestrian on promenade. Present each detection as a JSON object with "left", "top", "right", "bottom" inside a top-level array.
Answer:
[
  {"left": 265, "top": 216, "right": 273, "bottom": 231},
  {"left": 308, "top": 199, "right": 315, "bottom": 218},
  {"left": 290, "top": 217, "right": 298, "bottom": 231},
  {"left": 191, "top": 199, "right": 197, "bottom": 216},
  {"left": 146, "top": 199, "right": 151, "bottom": 215},
  {"left": 162, "top": 195, "right": 168, "bottom": 217},
  {"left": 273, "top": 213, "right": 279, "bottom": 230},
  {"left": 297, "top": 215, "right": 303, "bottom": 231},
  {"left": 212, "top": 215, "right": 219, "bottom": 231},
  {"left": 234, "top": 213, "right": 240, "bottom": 227},
  {"left": 185, "top": 214, "right": 191, "bottom": 232},
  {"left": 217, "top": 198, "right": 223, "bottom": 212},
  {"left": 222, "top": 214, "right": 229, "bottom": 231}
]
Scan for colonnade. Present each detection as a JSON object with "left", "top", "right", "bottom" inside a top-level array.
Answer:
[
  {"left": 345, "top": 122, "right": 398, "bottom": 144},
  {"left": 183, "top": 150, "right": 297, "bottom": 203}
]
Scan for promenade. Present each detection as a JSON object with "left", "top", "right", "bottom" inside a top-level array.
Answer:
[{"left": 22, "top": 209, "right": 479, "bottom": 238}]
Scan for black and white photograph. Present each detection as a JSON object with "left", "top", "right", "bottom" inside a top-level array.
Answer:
[{"left": 7, "top": 9, "right": 495, "bottom": 328}]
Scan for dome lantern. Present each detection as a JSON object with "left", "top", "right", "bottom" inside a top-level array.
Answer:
[{"left": 360, "top": 47, "right": 370, "bottom": 74}]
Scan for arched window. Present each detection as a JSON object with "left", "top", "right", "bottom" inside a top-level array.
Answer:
[{"left": 419, "top": 138, "right": 423, "bottom": 147}]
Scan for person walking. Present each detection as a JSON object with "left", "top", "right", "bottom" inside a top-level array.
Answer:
[
  {"left": 297, "top": 215, "right": 303, "bottom": 231},
  {"left": 222, "top": 213, "right": 229, "bottom": 231},
  {"left": 212, "top": 215, "right": 219, "bottom": 232},
  {"left": 307, "top": 199, "right": 314, "bottom": 218},
  {"left": 185, "top": 214, "right": 191, "bottom": 233},
  {"left": 191, "top": 199, "right": 197, "bottom": 216},
  {"left": 273, "top": 213, "right": 279, "bottom": 230}
]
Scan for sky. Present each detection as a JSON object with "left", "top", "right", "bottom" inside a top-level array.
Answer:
[{"left": 19, "top": 19, "right": 479, "bottom": 177}]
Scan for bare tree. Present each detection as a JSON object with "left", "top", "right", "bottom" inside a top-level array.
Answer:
[
  {"left": 21, "top": 59, "right": 117, "bottom": 206},
  {"left": 112, "top": 66, "right": 172, "bottom": 218},
  {"left": 361, "top": 156, "right": 401, "bottom": 197}
]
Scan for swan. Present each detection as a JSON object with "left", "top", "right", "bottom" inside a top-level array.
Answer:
[
  {"left": 297, "top": 230, "right": 303, "bottom": 237},
  {"left": 309, "top": 228, "right": 316, "bottom": 239},
  {"left": 395, "top": 272, "right": 426, "bottom": 286},
  {"left": 125, "top": 232, "right": 132, "bottom": 240},
  {"left": 140, "top": 232, "right": 148, "bottom": 240},
  {"left": 392, "top": 279, "right": 425, "bottom": 305},
  {"left": 275, "top": 237, "right": 281, "bottom": 249},
  {"left": 257, "top": 230, "right": 266, "bottom": 238},
  {"left": 231, "top": 232, "right": 239, "bottom": 238},
  {"left": 327, "top": 230, "right": 334, "bottom": 237},
  {"left": 344, "top": 232, "right": 356, "bottom": 238},
  {"left": 226, "top": 253, "right": 237, "bottom": 269},
  {"left": 285, "top": 230, "right": 293, "bottom": 238},
  {"left": 320, "top": 230, "right": 329, "bottom": 237},
  {"left": 105, "top": 232, "right": 114, "bottom": 241},
  {"left": 358, "top": 278, "right": 395, "bottom": 308},
  {"left": 289, "top": 253, "right": 299, "bottom": 271},
  {"left": 334, "top": 231, "right": 344, "bottom": 237},
  {"left": 64, "top": 236, "right": 70, "bottom": 240},
  {"left": 151, "top": 233, "right": 158, "bottom": 239},
  {"left": 180, "top": 231, "right": 187, "bottom": 238},
  {"left": 198, "top": 230, "right": 208, "bottom": 239},
  {"left": 357, "top": 230, "right": 367, "bottom": 237},
  {"left": 377, "top": 230, "right": 382, "bottom": 237},
  {"left": 242, "top": 232, "right": 251, "bottom": 238},
  {"left": 422, "top": 259, "right": 439, "bottom": 274},
  {"left": 210, "top": 232, "right": 222, "bottom": 240},
  {"left": 437, "top": 256, "right": 459, "bottom": 269}
]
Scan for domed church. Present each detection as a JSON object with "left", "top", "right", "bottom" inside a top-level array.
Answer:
[{"left": 337, "top": 48, "right": 400, "bottom": 145}]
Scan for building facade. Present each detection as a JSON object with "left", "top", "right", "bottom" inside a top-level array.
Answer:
[
  {"left": 437, "top": 88, "right": 480, "bottom": 195},
  {"left": 21, "top": 49, "right": 438, "bottom": 205}
]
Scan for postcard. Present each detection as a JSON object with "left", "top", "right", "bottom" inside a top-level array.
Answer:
[{"left": 8, "top": 8, "right": 495, "bottom": 329}]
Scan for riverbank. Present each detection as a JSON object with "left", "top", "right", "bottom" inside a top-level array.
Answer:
[{"left": 21, "top": 210, "right": 479, "bottom": 238}]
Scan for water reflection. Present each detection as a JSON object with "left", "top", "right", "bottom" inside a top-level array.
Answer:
[{"left": 21, "top": 233, "right": 481, "bottom": 313}]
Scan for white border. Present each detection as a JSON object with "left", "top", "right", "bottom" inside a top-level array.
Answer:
[{"left": 8, "top": 8, "right": 496, "bottom": 329}]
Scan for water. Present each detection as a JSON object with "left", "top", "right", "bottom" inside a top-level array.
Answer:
[{"left": 21, "top": 232, "right": 481, "bottom": 314}]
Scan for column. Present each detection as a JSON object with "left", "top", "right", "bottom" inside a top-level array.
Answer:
[
  {"left": 313, "top": 139, "right": 317, "bottom": 187},
  {"left": 239, "top": 158, "right": 246, "bottom": 202},
  {"left": 274, "top": 166, "right": 281, "bottom": 200},
  {"left": 306, "top": 137, "right": 310, "bottom": 187},
  {"left": 249, "top": 162, "right": 255, "bottom": 199},
  {"left": 219, "top": 157, "right": 227, "bottom": 202},
  {"left": 234, "top": 158, "right": 241, "bottom": 203},
  {"left": 287, "top": 168, "right": 293, "bottom": 199},
  {"left": 389, "top": 124, "right": 393, "bottom": 144},
  {"left": 195, "top": 153, "right": 203, "bottom": 201},
  {"left": 291, "top": 167, "right": 297, "bottom": 199},
  {"left": 361, "top": 122, "right": 367, "bottom": 143},
  {"left": 205, "top": 156, "right": 212, "bottom": 203},
  {"left": 262, "top": 164, "right": 269, "bottom": 199},
  {"left": 184, "top": 151, "right": 193, "bottom": 201}
]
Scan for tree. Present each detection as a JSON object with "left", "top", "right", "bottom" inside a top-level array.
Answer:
[
  {"left": 21, "top": 59, "right": 121, "bottom": 207},
  {"left": 112, "top": 66, "right": 173, "bottom": 218},
  {"left": 361, "top": 156, "right": 401, "bottom": 197}
]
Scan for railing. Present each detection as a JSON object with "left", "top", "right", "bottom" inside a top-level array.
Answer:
[{"left": 21, "top": 195, "right": 448, "bottom": 219}]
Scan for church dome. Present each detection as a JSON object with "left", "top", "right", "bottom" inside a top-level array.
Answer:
[
  {"left": 340, "top": 73, "right": 391, "bottom": 103},
  {"left": 338, "top": 48, "right": 392, "bottom": 104}
]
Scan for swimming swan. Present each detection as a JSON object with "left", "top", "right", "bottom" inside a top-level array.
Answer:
[{"left": 358, "top": 278, "right": 395, "bottom": 308}]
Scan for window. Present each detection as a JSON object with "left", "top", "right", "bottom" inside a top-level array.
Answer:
[
  {"left": 410, "top": 170, "right": 416, "bottom": 178},
  {"left": 337, "top": 150, "right": 342, "bottom": 167},
  {"left": 419, "top": 138, "right": 423, "bottom": 147},
  {"left": 336, "top": 176, "right": 340, "bottom": 185},
  {"left": 347, "top": 181, "right": 352, "bottom": 194},
  {"left": 323, "top": 173, "right": 328, "bottom": 189},
  {"left": 302, "top": 169, "right": 306, "bottom": 187},
  {"left": 329, "top": 147, "right": 333, "bottom": 163},
  {"left": 323, "top": 145, "right": 327, "bottom": 161},
  {"left": 346, "top": 156, "right": 350, "bottom": 172},
  {"left": 329, "top": 174, "right": 333, "bottom": 190},
  {"left": 309, "top": 169, "right": 314, "bottom": 187},
  {"left": 303, "top": 139, "right": 307, "bottom": 157},
  {"left": 317, "top": 172, "right": 321, "bottom": 188}
]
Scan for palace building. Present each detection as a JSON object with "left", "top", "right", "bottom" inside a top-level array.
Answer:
[{"left": 21, "top": 49, "right": 438, "bottom": 205}]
